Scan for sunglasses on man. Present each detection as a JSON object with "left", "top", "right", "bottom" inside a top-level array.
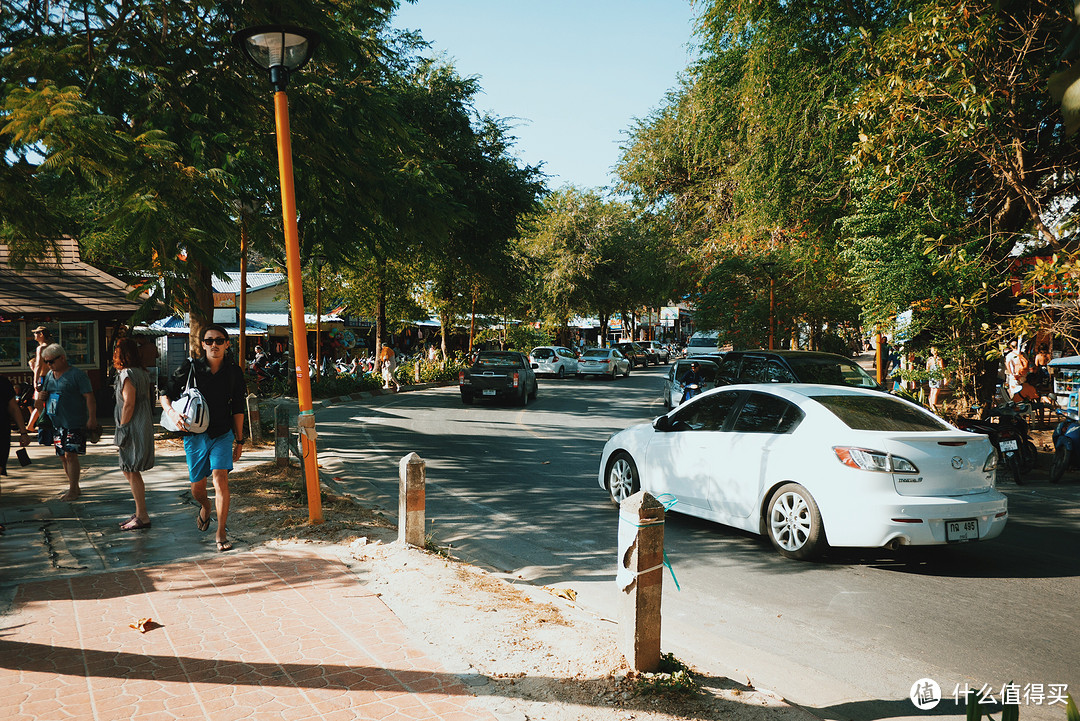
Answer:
[{"left": 203, "top": 337, "right": 228, "bottom": 346}]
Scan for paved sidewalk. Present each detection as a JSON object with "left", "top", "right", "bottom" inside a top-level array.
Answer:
[
  {"left": 0, "top": 422, "right": 502, "bottom": 721},
  {"left": 4, "top": 546, "right": 496, "bottom": 721}
]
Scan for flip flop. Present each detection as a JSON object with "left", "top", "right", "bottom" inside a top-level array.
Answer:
[
  {"left": 119, "top": 514, "right": 136, "bottom": 528},
  {"left": 216, "top": 539, "right": 233, "bottom": 552},
  {"left": 196, "top": 509, "right": 211, "bottom": 532},
  {"left": 120, "top": 517, "right": 151, "bottom": 531}
]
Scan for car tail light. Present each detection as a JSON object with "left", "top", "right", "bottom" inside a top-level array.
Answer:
[
  {"left": 833, "top": 447, "right": 919, "bottom": 473},
  {"left": 983, "top": 451, "right": 998, "bottom": 473},
  {"left": 458, "top": 370, "right": 469, "bottom": 386},
  {"left": 512, "top": 372, "right": 520, "bottom": 388}
]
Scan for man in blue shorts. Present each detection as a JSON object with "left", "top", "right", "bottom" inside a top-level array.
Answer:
[
  {"left": 161, "top": 324, "right": 246, "bottom": 552},
  {"left": 35, "top": 344, "right": 98, "bottom": 501}
]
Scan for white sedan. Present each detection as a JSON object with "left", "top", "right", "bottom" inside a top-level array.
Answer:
[{"left": 598, "top": 384, "right": 1008, "bottom": 560}]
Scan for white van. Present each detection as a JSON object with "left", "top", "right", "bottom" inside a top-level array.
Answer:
[{"left": 686, "top": 331, "right": 723, "bottom": 357}]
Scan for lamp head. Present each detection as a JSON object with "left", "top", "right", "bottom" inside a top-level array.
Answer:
[{"left": 234, "top": 25, "right": 320, "bottom": 91}]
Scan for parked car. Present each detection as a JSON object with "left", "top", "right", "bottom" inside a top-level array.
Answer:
[
  {"left": 662, "top": 358, "right": 722, "bottom": 409},
  {"left": 640, "top": 341, "right": 670, "bottom": 364},
  {"left": 459, "top": 351, "right": 538, "bottom": 406},
  {"left": 529, "top": 346, "right": 579, "bottom": 378},
  {"left": 599, "top": 384, "right": 1007, "bottom": 560},
  {"left": 613, "top": 342, "right": 650, "bottom": 368},
  {"left": 715, "top": 350, "right": 880, "bottom": 389},
  {"left": 577, "top": 348, "right": 631, "bottom": 379}
]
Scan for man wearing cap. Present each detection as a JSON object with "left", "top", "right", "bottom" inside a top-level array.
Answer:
[
  {"left": 34, "top": 343, "right": 98, "bottom": 501},
  {"left": 678, "top": 361, "right": 708, "bottom": 404}
]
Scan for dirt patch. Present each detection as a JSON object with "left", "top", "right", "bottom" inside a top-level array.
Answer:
[{"left": 226, "top": 462, "right": 817, "bottom": 721}]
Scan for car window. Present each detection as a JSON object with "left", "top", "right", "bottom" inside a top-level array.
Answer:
[
  {"left": 740, "top": 357, "right": 769, "bottom": 383},
  {"left": 583, "top": 349, "right": 610, "bottom": 359},
  {"left": 731, "top": 392, "right": 803, "bottom": 434},
  {"left": 557, "top": 348, "right": 573, "bottom": 358},
  {"left": 670, "top": 391, "right": 742, "bottom": 431},
  {"left": 532, "top": 348, "right": 555, "bottom": 359},
  {"left": 784, "top": 356, "right": 879, "bottom": 388},
  {"left": 477, "top": 353, "right": 521, "bottom": 367},
  {"left": 612, "top": 349, "right": 625, "bottom": 359},
  {"left": 765, "top": 361, "right": 797, "bottom": 383},
  {"left": 718, "top": 358, "right": 741, "bottom": 377},
  {"left": 810, "top": 394, "right": 951, "bottom": 431}
]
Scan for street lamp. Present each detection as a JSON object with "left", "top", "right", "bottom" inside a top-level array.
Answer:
[
  {"left": 762, "top": 261, "right": 778, "bottom": 350},
  {"left": 313, "top": 253, "right": 327, "bottom": 381},
  {"left": 234, "top": 24, "right": 323, "bottom": 523}
]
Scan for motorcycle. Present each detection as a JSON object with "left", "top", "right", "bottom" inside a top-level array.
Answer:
[
  {"left": 954, "top": 401, "right": 1037, "bottom": 485},
  {"left": 680, "top": 383, "right": 702, "bottom": 405},
  {"left": 1050, "top": 392, "right": 1080, "bottom": 483}
]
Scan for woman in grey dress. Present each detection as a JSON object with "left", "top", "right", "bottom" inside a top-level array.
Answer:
[{"left": 114, "top": 337, "right": 155, "bottom": 530}]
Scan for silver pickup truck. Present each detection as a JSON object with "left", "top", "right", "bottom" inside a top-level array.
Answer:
[{"left": 459, "top": 351, "right": 539, "bottom": 406}]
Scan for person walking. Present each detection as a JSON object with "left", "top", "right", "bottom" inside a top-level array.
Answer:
[
  {"left": 113, "top": 338, "right": 156, "bottom": 530},
  {"left": 161, "top": 325, "right": 245, "bottom": 552},
  {"left": 378, "top": 344, "right": 400, "bottom": 392},
  {"left": 1, "top": 375, "right": 31, "bottom": 533},
  {"left": 926, "top": 346, "right": 945, "bottom": 411},
  {"left": 34, "top": 344, "right": 98, "bottom": 502},
  {"left": 25, "top": 325, "right": 52, "bottom": 434}
]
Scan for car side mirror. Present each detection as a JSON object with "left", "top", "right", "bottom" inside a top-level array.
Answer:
[
  {"left": 653, "top": 415, "right": 674, "bottom": 432},
  {"left": 531, "top": 363, "right": 539, "bottom": 369}
]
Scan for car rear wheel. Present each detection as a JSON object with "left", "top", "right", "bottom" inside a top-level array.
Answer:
[
  {"left": 517, "top": 387, "right": 528, "bottom": 406},
  {"left": 606, "top": 452, "right": 640, "bottom": 505},
  {"left": 557, "top": 366, "right": 565, "bottom": 379},
  {"left": 766, "top": 483, "right": 825, "bottom": 560},
  {"left": 461, "top": 392, "right": 473, "bottom": 405},
  {"left": 624, "top": 363, "right": 631, "bottom": 377},
  {"left": 529, "top": 381, "right": 538, "bottom": 400},
  {"left": 610, "top": 366, "right": 617, "bottom": 380}
]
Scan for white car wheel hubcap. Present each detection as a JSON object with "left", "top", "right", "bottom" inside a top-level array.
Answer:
[
  {"left": 770, "top": 492, "right": 811, "bottom": 551},
  {"left": 610, "top": 460, "right": 633, "bottom": 501}
]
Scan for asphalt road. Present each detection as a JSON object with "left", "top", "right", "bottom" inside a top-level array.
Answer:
[{"left": 316, "top": 366, "right": 1080, "bottom": 721}]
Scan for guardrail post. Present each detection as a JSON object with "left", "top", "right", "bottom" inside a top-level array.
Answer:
[
  {"left": 617, "top": 490, "right": 665, "bottom": 672},
  {"left": 247, "top": 394, "right": 262, "bottom": 445},
  {"left": 398, "top": 452, "right": 426, "bottom": 547},
  {"left": 275, "top": 405, "right": 289, "bottom": 467}
]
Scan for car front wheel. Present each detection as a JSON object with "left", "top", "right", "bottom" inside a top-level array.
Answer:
[
  {"left": 606, "top": 452, "right": 640, "bottom": 505},
  {"left": 766, "top": 483, "right": 825, "bottom": 560}
]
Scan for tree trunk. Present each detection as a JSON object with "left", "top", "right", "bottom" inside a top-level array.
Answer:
[
  {"left": 187, "top": 259, "right": 214, "bottom": 357},
  {"left": 439, "top": 307, "right": 451, "bottom": 361}
]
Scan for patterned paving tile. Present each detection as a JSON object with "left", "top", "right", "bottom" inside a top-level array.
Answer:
[{"left": 1, "top": 547, "right": 497, "bottom": 721}]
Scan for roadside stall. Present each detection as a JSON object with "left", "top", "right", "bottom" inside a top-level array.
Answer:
[{"left": 1048, "top": 355, "right": 1080, "bottom": 410}]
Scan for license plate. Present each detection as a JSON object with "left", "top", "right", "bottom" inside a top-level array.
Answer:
[
  {"left": 1000, "top": 439, "right": 1018, "bottom": 451},
  {"left": 483, "top": 389, "right": 496, "bottom": 396},
  {"left": 946, "top": 518, "right": 979, "bottom": 542}
]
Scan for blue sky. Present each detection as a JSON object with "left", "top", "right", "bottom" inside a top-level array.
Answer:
[{"left": 391, "top": 1, "right": 699, "bottom": 192}]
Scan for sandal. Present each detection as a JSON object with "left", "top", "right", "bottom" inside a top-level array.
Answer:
[
  {"left": 120, "top": 516, "right": 151, "bottom": 531},
  {"left": 119, "top": 514, "right": 136, "bottom": 528},
  {"left": 216, "top": 539, "right": 233, "bottom": 552},
  {"left": 196, "top": 508, "right": 211, "bottom": 532}
]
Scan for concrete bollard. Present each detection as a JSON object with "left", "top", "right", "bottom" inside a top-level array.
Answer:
[
  {"left": 247, "top": 394, "right": 262, "bottom": 445},
  {"left": 398, "top": 452, "right": 426, "bottom": 547},
  {"left": 275, "top": 405, "right": 289, "bottom": 467},
  {"left": 617, "top": 490, "right": 665, "bottom": 672}
]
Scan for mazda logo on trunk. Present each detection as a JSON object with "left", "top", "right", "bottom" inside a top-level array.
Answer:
[{"left": 951, "top": 457, "right": 964, "bottom": 469}]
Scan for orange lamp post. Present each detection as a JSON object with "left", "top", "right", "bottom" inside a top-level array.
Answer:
[{"left": 234, "top": 25, "right": 323, "bottom": 523}]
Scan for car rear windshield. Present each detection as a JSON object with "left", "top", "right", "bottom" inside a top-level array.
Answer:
[
  {"left": 476, "top": 353, "right": 520, "bottom": 366},
  {"left": 582, "top": 349, "right": 610, "bottom": 359},
  {"left": 783, "top": 356, "right": 879, "bottom": 388},
  {"left": 531, "top": 348, "right": 555, "bottom": 359},
  {"left": 811, "top": 394, "right": 951, "bottom": 431}
]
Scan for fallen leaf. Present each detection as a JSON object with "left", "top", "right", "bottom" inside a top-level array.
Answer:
[
  {"left": 543, "top": 586, "right": 577, "bottom": 601},
  {"left": 129, "top": 617, "right": 161, "bottom": 633}
]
